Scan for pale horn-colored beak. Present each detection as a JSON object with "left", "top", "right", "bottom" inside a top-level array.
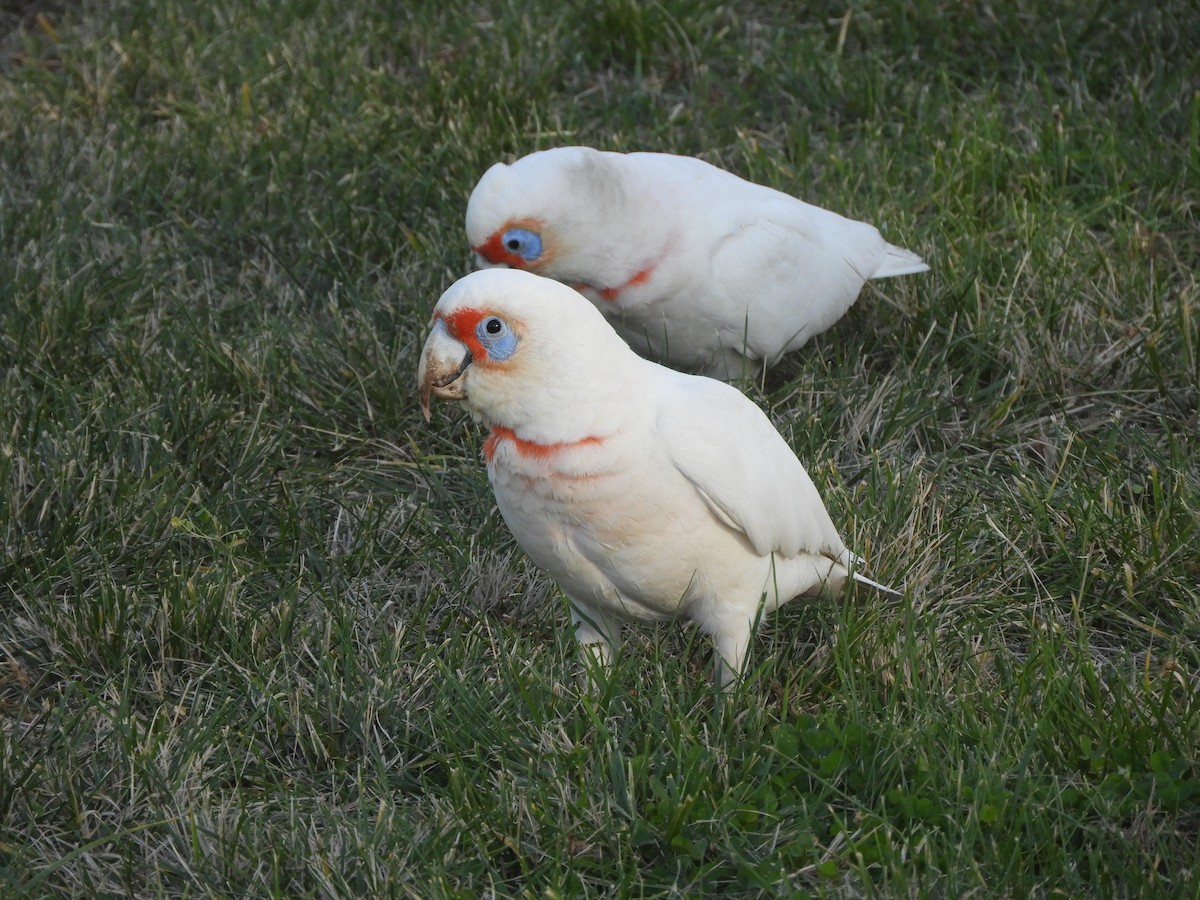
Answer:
[{"left": 417, "top": 318, "right": 472, "bottom": 421}]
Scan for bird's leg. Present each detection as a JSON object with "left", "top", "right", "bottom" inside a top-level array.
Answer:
[
  {"left": 712, "top": 619, "right": 753, "bottom": 688},
  {"left": 569, "top": 602, "right": 620, "bottom": 690}
]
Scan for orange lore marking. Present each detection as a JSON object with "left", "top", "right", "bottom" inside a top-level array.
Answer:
[
  {"left": 484, "top": 425, "right": 605, "bottom": 463},
  {"left": 473, "top": 217, "right": 546, "bottom": 269},
  {"left": 434, "top": 306, "right": 525, "bottom": 368},
  {"left": 474, "top": 231, "right": 529, "bottom": 269},
  {"left": 433, "top": 306, "right": 492, "bottom": 366}
]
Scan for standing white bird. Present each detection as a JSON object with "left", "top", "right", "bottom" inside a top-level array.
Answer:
[
  {"left": 418, "top": 268, "right": 895, "bottom": 686},
  {"left": 465, "top": 146, "right": 928, "bottom": 380}
]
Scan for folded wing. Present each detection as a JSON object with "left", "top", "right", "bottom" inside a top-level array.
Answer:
[{"left": 655, "top": 375, "right": 847, "bottom": 561}]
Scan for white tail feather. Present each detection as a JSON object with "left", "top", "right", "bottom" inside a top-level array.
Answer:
[
  {"left": 851, "top": 570, "right": 901, "bottom": 596},
  {"left": 838, "top": 549, "right": 901, "bottom": 596},
  {"left": 872, "top": 243, "right": 929, "bottom": 279}
]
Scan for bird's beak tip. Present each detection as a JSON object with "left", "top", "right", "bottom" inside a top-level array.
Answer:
[
  {"left": 417, "top": 319, "right": 471, "bottom": 421},
  {"left": 417, "top": 351, "right": 472, "bottom": 422}
]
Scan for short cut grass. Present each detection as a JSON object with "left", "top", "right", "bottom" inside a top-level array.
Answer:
[{"left": 1, "top": 0, "right": 1197, "bottom": 896}]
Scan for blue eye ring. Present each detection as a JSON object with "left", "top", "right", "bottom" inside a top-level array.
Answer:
[
  {"left": 500, "top": 228, "right": 543, "bottom": 262},
  {"left": 476, "top": 315, "right": 519, "bottom": 361}
]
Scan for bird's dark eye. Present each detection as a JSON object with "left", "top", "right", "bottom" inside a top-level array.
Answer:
[
  {"left": 474, "top": 314, "right": 519, "bottom": 361},
  {"left": 498, "top": 228, "right": 543, "bottom": 262}
]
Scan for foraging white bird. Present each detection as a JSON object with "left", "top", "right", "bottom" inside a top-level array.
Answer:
[
  {"left": 418, "top": 268, "right": 895, "bottom": 686},
  {"left": 465, "top": 146, "right": 928, "bottom": 380}
]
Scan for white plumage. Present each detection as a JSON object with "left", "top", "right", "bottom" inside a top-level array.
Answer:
[
  {"left": 465, "top": 146, "right": 928, "bottom": 379},
  {"left": 418, "top": 268, "right": 895, "bottom": 686}
]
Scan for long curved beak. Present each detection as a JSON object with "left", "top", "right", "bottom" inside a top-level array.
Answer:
[{"left": 417, "top": 318, "right": 472, "bottom": 421}]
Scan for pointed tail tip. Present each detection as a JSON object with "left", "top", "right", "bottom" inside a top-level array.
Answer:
[
  {"left": 839, "top": 550, "right": 901, "bottom": 596},
  {"left": 873, "top": 245, "right": 930, "bottom": 279},
  {"left": 852, "top": 571, "right": 902, "bottom": 596}
]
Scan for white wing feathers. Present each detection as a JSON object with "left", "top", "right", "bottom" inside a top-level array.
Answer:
[{"left": 656, "top": 376, "right": 847, "bottom": 561}]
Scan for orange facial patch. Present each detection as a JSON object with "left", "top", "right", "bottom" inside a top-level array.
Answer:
[
  {"left": 435, "top": 307, "right": 519, "bottom": 368},
  {"left": 473, "top": 217, "right": 548, "bottom": 269}
]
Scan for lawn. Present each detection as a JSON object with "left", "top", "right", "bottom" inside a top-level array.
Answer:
[{"left": 1, "top": 0, "right": 1197, "bottom": 896}]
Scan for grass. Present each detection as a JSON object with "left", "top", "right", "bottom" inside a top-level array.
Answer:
[{"left": 1, "top": 0, "right": 1197, "bottom": 895}]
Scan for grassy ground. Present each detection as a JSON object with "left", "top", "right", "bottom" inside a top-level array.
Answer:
[{"left": 1, "top": 0, "right": 1197, "bottom": 895}]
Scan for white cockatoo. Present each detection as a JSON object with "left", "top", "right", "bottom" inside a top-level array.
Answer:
[
  {"left": 418, "top": 268, "right": 895, "bottom": 686},
  {"left": 465, "top": 146, "right": 928, "bottom": 379}
]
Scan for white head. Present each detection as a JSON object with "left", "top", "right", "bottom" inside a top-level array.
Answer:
[
  {"left": 464, "top": 147, "right": 650, "bottom": 285},
  {"left": 417, "top": 269, "right": 639, "bottom": 441}
]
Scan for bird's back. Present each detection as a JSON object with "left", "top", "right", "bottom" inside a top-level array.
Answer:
[{"left": 619, "top": 153, "right": 924, "bottom": 366}]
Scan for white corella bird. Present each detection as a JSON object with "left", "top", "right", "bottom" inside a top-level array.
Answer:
[
  {"left": 465, "top": 146, "right": 928, "bottom": 379},
  {"left": 418, "top": 268, "right": 895, "bottom": 686}
]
